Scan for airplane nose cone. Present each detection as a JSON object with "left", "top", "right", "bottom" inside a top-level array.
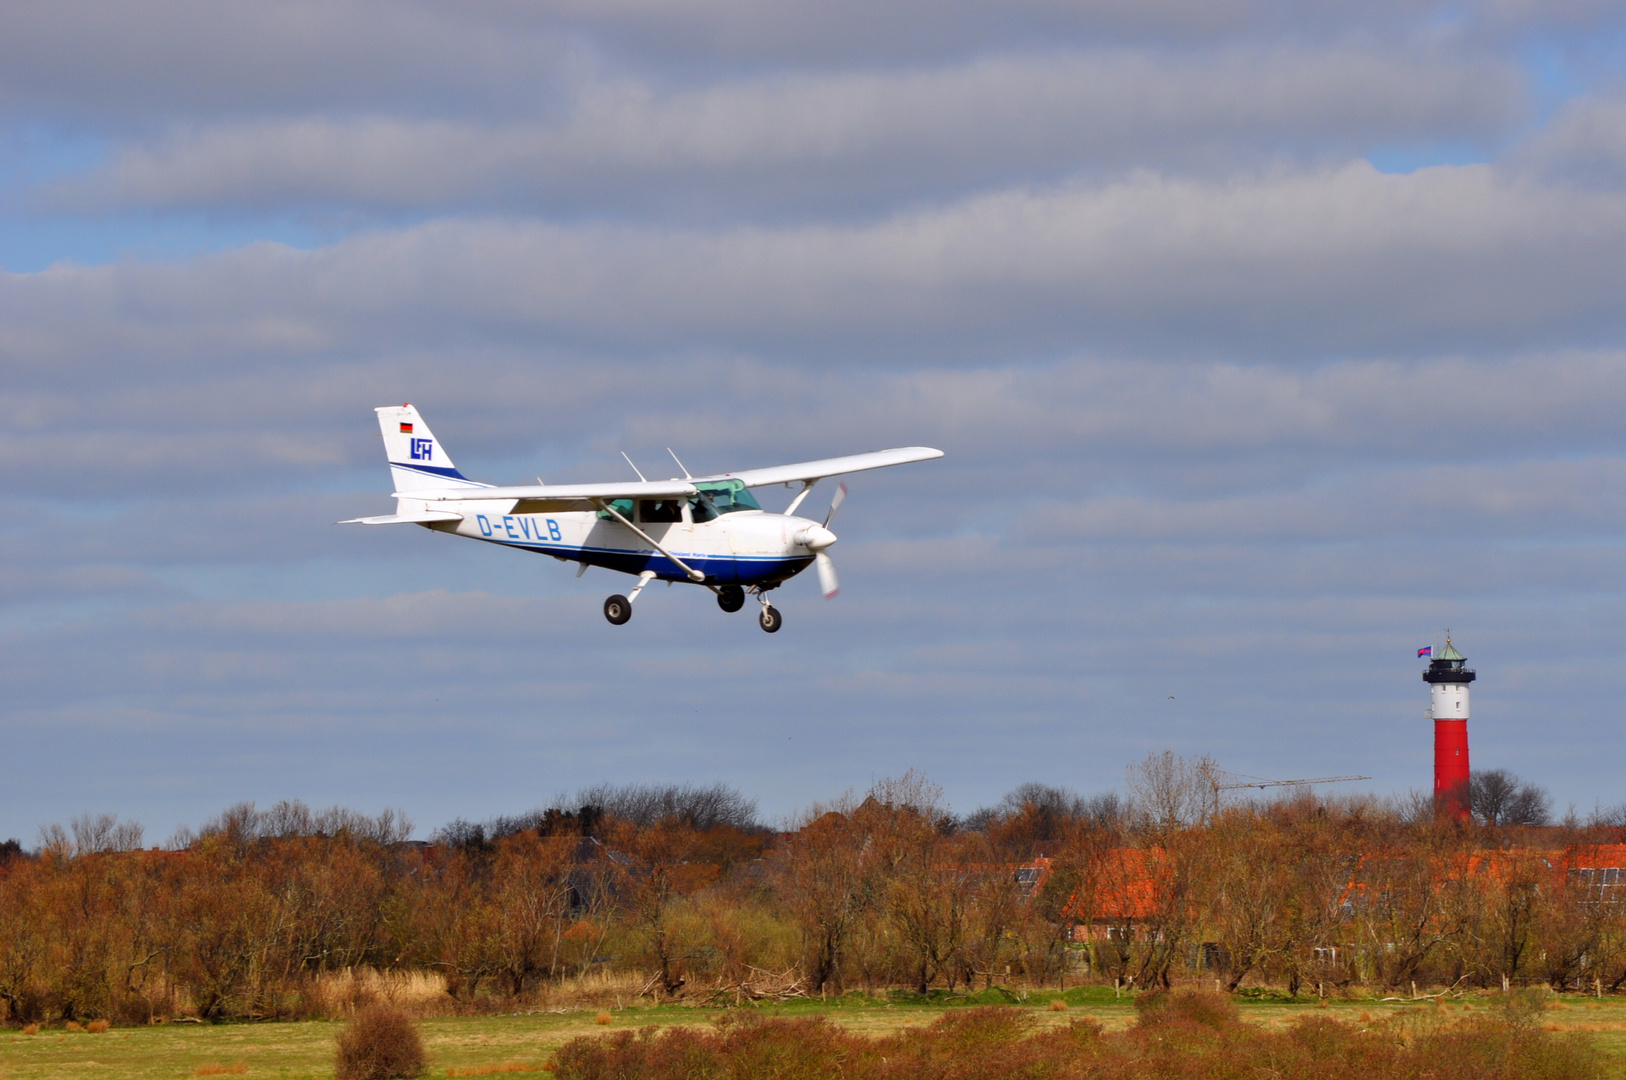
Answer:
[{"left": 799, "top": 525, "right": 838, "bottom": 551}]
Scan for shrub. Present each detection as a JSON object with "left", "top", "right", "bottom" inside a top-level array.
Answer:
[
  {"left": 21, "top": 1023, "right": 39, "bottom": 1035},
  {"left": 1133, "top": 989, "right": 1239, "bottom": 1030},
  {"left": 65, "top": 1020, "right": 84, "bottom": 1032},
  {"left": 87, "top": 1018, "right": 110, "bottom": 1033},
  {"left": 594, "top": 1011, "right": 612, "bottom": 1025},
  {"left": 335, "top": 1004, "right": 427, "bottom": 1080},
  {"left": 554, "top": 1003, "right": 1606, "bottom": 1080}
]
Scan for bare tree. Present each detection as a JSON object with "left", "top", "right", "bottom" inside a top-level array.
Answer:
[
  {"left": 574, "top": 783, "right": 759, "bottom": 831},
  {"left": 1471, "top": 770, "right": 1552, "bottom": 827},
  {"left": 1126, "top": 751, "right": 1218, "bottom": 831},
  {"left": 38, "top": 814, "right": 144, "bottom": 857},
  {"left": 174, "top": 801, "right": 412, "bottom": 848}
]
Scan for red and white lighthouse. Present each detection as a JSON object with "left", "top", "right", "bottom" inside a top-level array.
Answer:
[{"left": 1422, "top": 634, "right": 1474, "bottom": 819}]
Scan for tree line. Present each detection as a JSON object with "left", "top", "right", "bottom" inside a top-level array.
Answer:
[{"left": 2, "top": 763, "right": 1624, "bottom": 1025}]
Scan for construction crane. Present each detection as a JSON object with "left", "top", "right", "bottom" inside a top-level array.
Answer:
[{"left": 1208, "top": 771, "right": 1370, "bottom": 814}]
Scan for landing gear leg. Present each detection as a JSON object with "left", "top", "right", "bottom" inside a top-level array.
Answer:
[
  {"left": 628, "top": 571, "right": 657, "bottom": 603},
  {"left": 717, "top": 585, "right": 745, "bottom": 613},
  {"left": 605, "top": 571, "right": 657, "bottom": 626}
]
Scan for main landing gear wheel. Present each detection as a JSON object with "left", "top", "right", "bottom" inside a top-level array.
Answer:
[
  {"left": 759, "top": 605, "right": 783, "bottom": 633},
  {"left": 604, "top": 595, "right": 632, "bottom": 625},
  {"left": 717, "top": 585, "right": 745, "bottom": 613}
]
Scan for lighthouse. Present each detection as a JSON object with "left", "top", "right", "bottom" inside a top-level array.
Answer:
[{"left": 1422, "top": 634, "right": 1474, "bottom": 819}]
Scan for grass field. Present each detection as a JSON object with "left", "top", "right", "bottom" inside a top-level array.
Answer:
[{"left": 5, "top": 989, "right": 1626, "bottom": 1079}]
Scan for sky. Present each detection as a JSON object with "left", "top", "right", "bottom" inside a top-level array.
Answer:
[{"left": 3, "top": 0, "right": 1626, "bottom": 843}]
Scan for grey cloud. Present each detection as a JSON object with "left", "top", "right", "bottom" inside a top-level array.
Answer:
[
  {"left": 4, "top": 343, "right": 1626, "bottom": 501},
  {"left": 0, "top": 0, "right": 1494, "bottom": 127},
  {"left": 1516, "top": 94, "right": 1626, "bottom": 188},
  {"left": 48, "top": 46, "right": 1521, "bottom": 217},
  {"left": 1024, "top": 458, "right": 1626, "bottom": 542},
  {"left": 496, "top": 0, "right": 1607, "bottom": 65},
  {"left": 6, "top": 0, "right": 1626, "bottom": 841},
  {"left": 8, "top": 165, "right": 1626, "bottom": 370},
  {"left": 0, "top": 1, "right": 575, "bottom": 123}
]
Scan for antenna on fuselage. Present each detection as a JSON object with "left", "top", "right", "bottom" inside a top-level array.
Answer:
[
  {"left": 621, "top": 452, "right": 647, "bottom": 482},
  {"left": 667, "top": 448, "right": 693, "bottom": 479}
]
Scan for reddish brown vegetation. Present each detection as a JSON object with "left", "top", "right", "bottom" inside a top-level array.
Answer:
[
  {"left": 335, "top": 1003, "right": 428, "bottom": 1080},
  {"left": 5, "top": 782, "right": 1626, "bottom": 1026},
  {"left": 552, "top": 995, "right": 1607, "bottom": 1080}
]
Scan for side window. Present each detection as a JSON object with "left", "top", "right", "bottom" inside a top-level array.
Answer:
[
  {"left": 689, "top": 496, "right": 718, "bottom": 523},
  {"left": 596, "top": 498, "right": 634, "bottom": 521},
  {"left": 639, "top": 499, "right": 682, "bottom": 523}
]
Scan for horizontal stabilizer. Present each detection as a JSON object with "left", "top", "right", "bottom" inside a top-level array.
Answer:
[{"left": 339, "top": 510, "right": 464, "bottom": 525}]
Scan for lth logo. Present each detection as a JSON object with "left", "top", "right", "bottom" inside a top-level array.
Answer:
[{"left": 410, "top": 438, "right": 434, "bottom": 460}]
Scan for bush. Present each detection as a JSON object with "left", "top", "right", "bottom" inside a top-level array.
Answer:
[
  {"left": 551, "top": 1003, "right": 1608, "bottom": 1080},
  {"left": 1133, "top": 989, "right": 1239, "bottom": 1030},
  {"left": 335, "top": 1004, "right": 427, "bottom": 1080}
]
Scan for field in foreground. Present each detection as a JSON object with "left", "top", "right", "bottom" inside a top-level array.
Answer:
[{"left": 4, "top": 989, "right": 1626, "bottom": 1080}]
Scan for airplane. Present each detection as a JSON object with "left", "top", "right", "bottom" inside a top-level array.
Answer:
[{"left": 342, "top": 405, "right": 944, "bottom": 632}]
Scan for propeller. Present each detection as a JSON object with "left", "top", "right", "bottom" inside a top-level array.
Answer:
[
  {"left": 816, "top": 482, "right": 847, "bottom": 598},
  {"left": 823, "top": 482, "right": 847, "bottom": 527}
]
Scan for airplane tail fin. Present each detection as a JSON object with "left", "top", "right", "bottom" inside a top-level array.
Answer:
[{"left": 374, "top": 404, "right": 473, "bottom": 491}]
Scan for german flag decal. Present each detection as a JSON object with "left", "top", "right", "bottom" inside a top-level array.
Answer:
[{"left": 400, "top": 422, "right": 414, "bottom": 433}]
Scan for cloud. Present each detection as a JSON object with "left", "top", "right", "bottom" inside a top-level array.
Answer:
[
  {"left": 9, "top": 163, "right": 1626, "bottom": 375},
  {"left": 0, "top": 1, "right": 573, "bottom": 123},
  {"left": 4, "top": 0, "right": 1626, "bottom": 842},
  {"left": 0, "top": 0, "right": 1519, "bottom": 128},
  {"left": 1516, "top": 94, "right": 1626, "bottom": 188},
  {"left": 47, "top": 45, "right": 1520, "bottom": 217},
  {"left": 1023, "top": 457, "right": 1626, "bottom": 542}
]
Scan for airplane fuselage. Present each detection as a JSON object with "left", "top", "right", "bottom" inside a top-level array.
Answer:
[{"left": 423, "top": 502, "right": 820, "bottom": 586}]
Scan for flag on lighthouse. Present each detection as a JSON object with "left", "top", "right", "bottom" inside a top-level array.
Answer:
[{"left": 1417, "top": 646, "right": 1432, "bottom": 658}]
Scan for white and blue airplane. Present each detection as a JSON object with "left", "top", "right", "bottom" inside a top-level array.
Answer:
[{"left": 343, "top": 405, "right": 944, "bottom": 632}]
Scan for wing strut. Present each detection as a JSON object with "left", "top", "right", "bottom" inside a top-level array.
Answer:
[{"left": 592, "top": 499, "right": 707, "bottom": 584}]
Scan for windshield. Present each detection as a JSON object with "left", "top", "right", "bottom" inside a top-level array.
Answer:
[{"left": 691, "top": 479, "right": 761, "bottom": 520}]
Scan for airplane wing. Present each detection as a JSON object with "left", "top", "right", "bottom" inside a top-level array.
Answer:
[
  {"left": 698, "top": 447, "right": 944, "bottom": 489},
  {"left": 400, "top": 480, "right": 699, "bottom": 514},
  {"left": 404, "top": 481, "right": 698, "bottom": 501}
]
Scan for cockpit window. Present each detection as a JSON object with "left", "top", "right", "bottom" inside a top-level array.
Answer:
[
  {"left": 596, "top": 498, "right": 634, "bottom": 521},
  {"left": 693, "top": 480, "right": 761, "bottom": 516}
]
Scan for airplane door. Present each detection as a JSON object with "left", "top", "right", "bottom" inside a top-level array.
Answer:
[{"left": 638, "top": 498, "right": 690, "bottom": 575}]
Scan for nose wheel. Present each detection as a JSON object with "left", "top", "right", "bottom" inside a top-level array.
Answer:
[{"left": 758, "top": 603, "right": 782, "bottom": 633}]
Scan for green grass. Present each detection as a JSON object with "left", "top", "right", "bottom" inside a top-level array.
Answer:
[{"left": 6, "top": 992, "right": 1626, "bottom": 1079}]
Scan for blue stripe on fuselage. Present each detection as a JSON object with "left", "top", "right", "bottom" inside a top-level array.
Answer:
[{"left": 482, "top": 536, "right": 812, "bottom": 586}]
